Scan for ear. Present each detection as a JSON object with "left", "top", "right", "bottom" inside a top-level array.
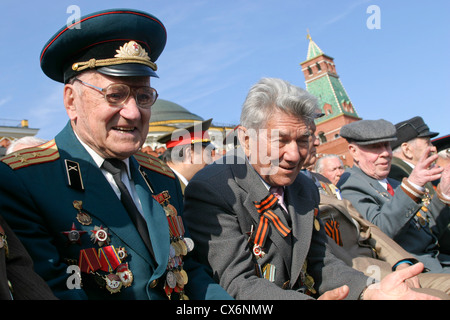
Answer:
[
  {"left": 63, "top": 84, "right": 78, "bottom": 121},
  {"left": 348, "top": 143, "right": 359, "bottom": 162},
  {"left": 237, "top": 126, "right": 251, "bottom": 156},
  {"left": 400, "top": 142, "right": 414, "bottom": 160},
  {"left": 184, "top": 146, "right": 193, "bottom": 164}
]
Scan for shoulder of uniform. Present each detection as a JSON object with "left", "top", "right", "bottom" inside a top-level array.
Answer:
[
  {"left": 134, "top": 151, "right": 175, "bottom": 179},
  {"left": 1, "top": 139, "right": 60, "bottom": 170}
]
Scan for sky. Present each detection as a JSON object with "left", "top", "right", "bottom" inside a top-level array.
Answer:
[{"left": 0, "top": 0, "right": 448, "bottom": 140}]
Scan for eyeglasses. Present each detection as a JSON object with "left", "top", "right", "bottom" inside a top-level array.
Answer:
[{"left": 73, "top": 78, "right": 158, "bottom": 109}]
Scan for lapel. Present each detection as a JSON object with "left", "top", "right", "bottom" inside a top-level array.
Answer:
[
  {"left": 130, "top": 158, "right": 169, "bottom": 279},
  {"left": 232, "top": 150, "right": 298, "bottom": 280},
  {"left": 285, "top": 176, "right": 316, "bottom": 287},
  {"left": 55, "top": 123, "right": 155, "bottom": 265},
  {"left": 352, "top": 165, "right": 391, "bottom": 201}
]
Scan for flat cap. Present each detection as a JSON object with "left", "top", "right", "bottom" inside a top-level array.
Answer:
[
  {"left": 340, "top": 119, "right": 397, "bottom": 145},
  {"left": 391, "top": 116, "right": 439, "bottom": 150},
  {"left": 40, "top": 8, "right": 167, "bottom": 83},
  {"left": 158, "top": 119, "right": 214, "bottom": 149}
]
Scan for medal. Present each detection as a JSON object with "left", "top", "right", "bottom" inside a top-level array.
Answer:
[
  {"left": 183, "top": 237, "right": 195, "bottom": 252},
  {"left": 313, "top": 208, "right": 320, "bottom": 231},
  {"left": 105, "top": 273, "right": 123, "bottom": 294},
  {"left": 166, "top": 270, "right": 177, "bottom": 289},
  {"left": 169, "top": 244, "right": 176, "bottom": 258},
  {"left": 177, "top": 239, "right": 188, "bottom": 256},
  {"left": 314, "top": 218, "right": 321, "bottom": 231},
  {"left": 73, "top": 201, "right": 92, "bottom": 226},
  {"left": 116, "top": 263, "right": 133, "bottom": 288},
  {"left": 62, "top": 222, "right": 86, "bottom": 245},
  {"left": 164, "top": 203, "right": 177, "bottom": 216},
  {"left": 90, "top": 225, "right": 110, "bottom": 246},
  {"left": 98, "top": 245, "right": 121, "bottom": 272},
  {"left": 253, "top": 244, "right": 265, "bottom": 259}
]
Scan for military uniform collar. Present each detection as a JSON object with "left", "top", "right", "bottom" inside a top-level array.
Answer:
[{"left": 74, "top": 131, "right": 132, "bottom": 179}]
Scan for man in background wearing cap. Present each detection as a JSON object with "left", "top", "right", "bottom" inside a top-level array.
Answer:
[
  {"left": 159, "top": 119, "right": 215, "bottom": 194},
  {"left": 337, "top": 119, "right": 450, "bottom": 274},
  {"left": 0, "top": 9, "right": 231, "bottom": 300},
  {"left": 389, "top": 116, "right": 450, "bottom": 254},
  {"left": 432, "top": 134, "right": 450, "bottom": 169}
]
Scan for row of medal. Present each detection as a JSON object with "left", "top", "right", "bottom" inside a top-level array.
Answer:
[
  {"left": 153, "top": 191, "right": 195, "bottom": 300},
  {"left": 66, "top": 200, "right": 133, "bottom": 294}
]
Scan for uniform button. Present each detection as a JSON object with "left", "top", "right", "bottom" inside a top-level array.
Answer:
[{"left": 149, "top": 279, "right": 158, "bottom": 288}]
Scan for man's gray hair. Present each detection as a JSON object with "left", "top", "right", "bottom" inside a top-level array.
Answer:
[
  {"left": 314, "top": 154, "right": 343, "bottom": 173},
  {"left": 6, "top": 136, "right": 47, "bottom": 155},
  {"left": 240, "top": 78, "right": 319, "bottom": 130}
]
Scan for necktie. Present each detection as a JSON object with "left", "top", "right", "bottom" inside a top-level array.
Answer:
[
  {"left": 102, "top": 158, "right": 155, "bottom": 258},
  {"left": 270, "top": 186, "right": 288, "bottom": 213},
  {"left": 387, "top": 182, "right": 395, "bottom": 196}
]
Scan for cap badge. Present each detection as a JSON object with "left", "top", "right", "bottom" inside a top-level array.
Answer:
[
  {"left": 115, "top": 41, "right": 149, "bottom": 60},
  {"left": 72, "top": 41, "right": 157, "bottom": 72}
]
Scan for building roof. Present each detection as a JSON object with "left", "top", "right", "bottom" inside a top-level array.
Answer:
[
  {"left": 149, "top": 99, "right": 203, "bottom": 124},
  {"left": 306, "top": 35, "right": 324, "bottom": 60}
]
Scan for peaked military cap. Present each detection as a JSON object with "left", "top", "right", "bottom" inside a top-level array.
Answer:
[
  {"left": 158, "top": 119, "right": 214, "bottom": 149},
  {"left": 40, "top": 8, "right": 167, "bottom": 83},
  {"left": 391, "top": 116, "right": 439, "bottom": 150},
  {"left": 432, "top": 134, "right": 450, "bottom": 152},
  {"left": 340, "top": 119, "right": 397, "bottom": 145}
]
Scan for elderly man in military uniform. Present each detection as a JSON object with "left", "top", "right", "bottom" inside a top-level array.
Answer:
[
  {"left": 0, "top": 9, "right": 231, "bottom": 300},
  {"left": 337, "top": 119, "right": 450, "bottom": 274}
]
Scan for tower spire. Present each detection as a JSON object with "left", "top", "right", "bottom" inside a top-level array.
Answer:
[
  {"left": 299, "top": 36, "right": 361, "bottom": 166},
  {"left": 305, "top": 30, "right": 324, "bottom": 60}
]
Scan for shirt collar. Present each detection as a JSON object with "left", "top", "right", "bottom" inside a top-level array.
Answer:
[{"left": 74, "top": 131, "right": 132, "bottom": 178}]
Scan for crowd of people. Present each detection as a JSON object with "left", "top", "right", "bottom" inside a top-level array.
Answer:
[{"left": 0, "top": 8, "right": 449, "bottom": 301}]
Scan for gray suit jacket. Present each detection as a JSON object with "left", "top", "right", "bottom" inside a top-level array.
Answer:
[
  {"left": 338, "top": 165, "right": 450, "bottom": 272},
  {"left": 184, "top": 150, "right": 368, "bottom": 300}
]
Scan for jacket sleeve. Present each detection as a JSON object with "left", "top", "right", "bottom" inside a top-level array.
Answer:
[
  {"left": 338, "top": 173, "right": 422, "bottom": 239},
  {"left": 0, "top": 163, "right": 87, "bottom": 299}
]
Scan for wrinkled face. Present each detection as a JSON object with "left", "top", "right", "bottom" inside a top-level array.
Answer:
[
  {"left": 64, "top": 72, "right": 151, "bottom": 159},
  {"left": 410, "top": 137, "right": 433, "bottom": 165},
  {"left": 302, "top": 123, "right": 319, "bottom": 169},
  {"left": 242, "top": 110, "right": 312, "bottom": 187},
  {"left": 349, "top": 141, "right": 392, "bottom": 180},
  {"left": 320, "top": 157, "right": 345, "bottom": 185}
]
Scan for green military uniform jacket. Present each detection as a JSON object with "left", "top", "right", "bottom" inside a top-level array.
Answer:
[{"left": 0, "top": 122, "right": 231, "bottom": 300}]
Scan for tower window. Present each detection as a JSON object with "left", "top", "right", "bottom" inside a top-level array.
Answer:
[
  {"left": 316, "top": 63, "right": 321, "bottom": 72},
  {"left": 318, "top": 132, "right": 327, "bottom": 143},
  {"left": 307, "top": 66, "right": 313, "bottom": 75}
]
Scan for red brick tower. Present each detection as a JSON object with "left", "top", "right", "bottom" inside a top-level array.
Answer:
[{"left": 300, "top": 34, "right": 361, "bottom": 166}]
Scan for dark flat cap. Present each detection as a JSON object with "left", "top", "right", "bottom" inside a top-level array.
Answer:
[
  {"left": 391, "top": 116, "right": 439, "bottom": 150},
  {"left": 340, "top": 119, "right": 397, "bottom": 145},
  {"left": 158, "top": 119, "right": 214, "bottom": 149},
  {"left": 40, "top": 8, "right": 167, "bottom": 83}
]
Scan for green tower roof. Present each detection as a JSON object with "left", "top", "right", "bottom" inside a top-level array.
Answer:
[{"left": 306, "top": 34, "right": 324, "bottom": 60}]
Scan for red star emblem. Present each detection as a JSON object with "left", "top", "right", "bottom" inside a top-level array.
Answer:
[{"left": 62, "top": 223, "right": 86, "bottom": 245}]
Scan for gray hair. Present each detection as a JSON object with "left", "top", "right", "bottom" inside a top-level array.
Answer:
[
  {"left": 314, "top": 154, "right": 343, "bottom": 173},
  {"left": 6, "top": 136, "right": 47, "bottom": 155},
  {"left": 240, "top": 78, "right": 319, "bottom": 130}
]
